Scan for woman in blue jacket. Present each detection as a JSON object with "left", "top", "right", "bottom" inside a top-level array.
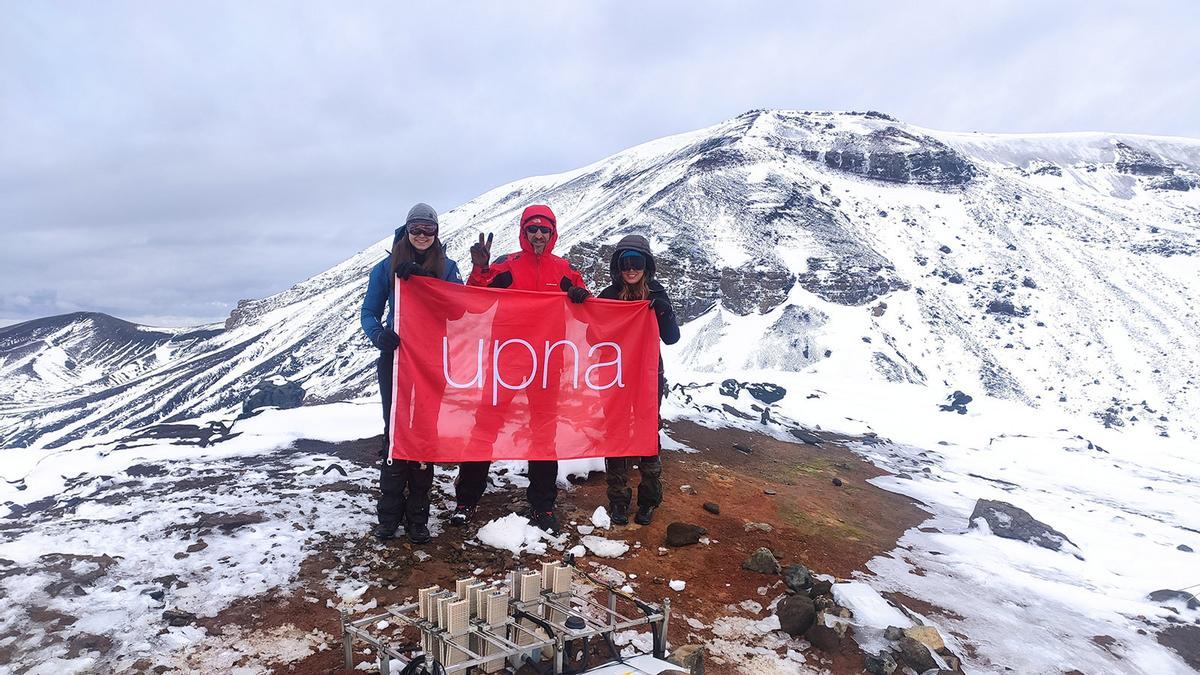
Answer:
[{"left": 360, "top": 203, "right": 462, "bottom": 544}]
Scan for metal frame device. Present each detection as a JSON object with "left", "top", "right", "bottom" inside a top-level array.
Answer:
[{"left": 340, "top": 558, "right": 682, "bottom": 674}]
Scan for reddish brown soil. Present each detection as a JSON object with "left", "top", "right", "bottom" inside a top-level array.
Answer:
[{"left": 199, "top": 420, "right": 928, "bottom": 674}]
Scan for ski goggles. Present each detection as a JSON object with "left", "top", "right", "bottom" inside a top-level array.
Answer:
[
  {"left": 525, "top": 224, "right": 553, "bottom": 235},
  {"left": 408, "top": 224, "right": 438, "bottom": 237},
  {"left": 618, "top": 251, "right": 646, "bottom": 271}
]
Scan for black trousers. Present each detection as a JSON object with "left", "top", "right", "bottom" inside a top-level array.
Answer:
[
  {"left": 455, "top": 460, "right": 558, "bottom": 513},
  {"left": 377, "top": 352, "right": 433, "bottom": 527}
]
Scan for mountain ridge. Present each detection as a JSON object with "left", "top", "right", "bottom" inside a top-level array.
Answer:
[{"left": 2, "top": 109, "right": 1198, "bottom": 448}]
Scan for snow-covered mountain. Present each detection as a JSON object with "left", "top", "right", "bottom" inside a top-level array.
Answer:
[{"left": 3, "top": 109, "right": 1200, "bottom": 448}]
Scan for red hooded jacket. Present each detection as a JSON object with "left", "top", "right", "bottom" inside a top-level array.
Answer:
[{"left": 468, "top": 204, "right": 588, "bottom": 292}]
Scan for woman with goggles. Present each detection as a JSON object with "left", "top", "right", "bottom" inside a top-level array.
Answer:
[{"left": 595, "top": 234, "right": 680, "bottom": 526}]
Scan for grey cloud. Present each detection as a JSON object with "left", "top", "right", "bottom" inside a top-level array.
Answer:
[{"left": 2, "top": 1, "right": 1198, "bottom": 325}]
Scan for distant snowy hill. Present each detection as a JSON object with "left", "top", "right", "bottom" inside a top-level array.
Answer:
[{"left": 3, "top": 109, "right": 1200, "bottom": 448}]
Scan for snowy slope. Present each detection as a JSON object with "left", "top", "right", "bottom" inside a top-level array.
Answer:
[{"left": 3, "top": 109, "right": 1199, "bottom": 449}]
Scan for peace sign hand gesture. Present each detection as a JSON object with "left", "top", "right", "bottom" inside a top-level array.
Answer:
[{"left": 470, "top": 232, "right": 493, "bottom": 269}]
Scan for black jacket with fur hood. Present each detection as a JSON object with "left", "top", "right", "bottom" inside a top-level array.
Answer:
[{"left": 597, "top": 235, "right": 681, "bottom": 346}]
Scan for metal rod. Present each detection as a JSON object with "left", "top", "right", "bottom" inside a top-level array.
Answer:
[
  {"left": 341, "top": 610, "right": 354, "bottom": 670},
  {"left": 657, "top": 597, "right": 671, "bottom": 659},
  {"left": 554, "top": 633, "right": 565, "bottom": 674}
]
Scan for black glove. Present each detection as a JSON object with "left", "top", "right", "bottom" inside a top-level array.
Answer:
[
  {"left": 567, "top": 286, "right": 590, "bottom": 304},
  {"left": 375, "top": 329, "right": 400, "bottom": 351},
  {"left": 395, "top": 262, "right": 432, "bottom": 280},
  {"left": 648, "top": 296, "right": 670, "bottom": 316}
]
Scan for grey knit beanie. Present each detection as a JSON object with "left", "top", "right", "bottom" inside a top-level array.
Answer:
[{"left": 406, "top": 202, "right": 439, "bottom": 227}]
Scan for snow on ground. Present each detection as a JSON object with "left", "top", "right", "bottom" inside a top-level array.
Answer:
[
  {"left": 591, "top": 505, "right": 612, "bottom": 530},
  {"left": 5, "top": 365, "right": 1199, "bottom": 672},
  {"left": 0, "top": 401, "right": 393, "bottom": 673},
  {"left": 474, "top": 513, "right": 565, "bottom": 556},
  {"left": 0, "top": 449, "right": 373, "bottom": 673},
  {"left": 2, "top": 397, "right": 649, "bottom": 672},
  {"left": 580, "top": 535, "right": 629, "bottom": 559},
  {"left": 693, "top": 614, "right": 813, "bottom": 673},
  {"left": 0, "top": 401, "right": 380, "bottom": 510},
  {"left": 664, "top": 371, "right": 1200, "bottom": 673}
]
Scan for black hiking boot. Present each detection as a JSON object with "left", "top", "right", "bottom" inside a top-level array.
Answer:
[
  {"left": 407, "top": 522, "right": 431, "bottom": 545},
  {"left": 634, "top": 505, "right": 657, "bottom": 526},
  {"left": 374, "top": 522, "right": 401, "bottom": 541},
  {"left": 531, "top": 510, "right": 560, "bottom": 534},
  {"left": 448, "top": 505, "right": 476, "bottom": 527},
  {"left": 609, "top": 501, "right": 630, "bottom": 526}
]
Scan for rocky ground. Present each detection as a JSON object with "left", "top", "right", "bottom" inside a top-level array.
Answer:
[
  {"left": 0, "top": 416, "right": 950, "bottom": 674},
  {"left": 184, "top": 421, "right": 933, "bottom": 674},
  {"left": 7, "top": 405, "right": 1198, "bottom": 674}
]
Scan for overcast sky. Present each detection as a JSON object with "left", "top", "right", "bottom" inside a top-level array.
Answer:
[{"left": 2, "top": 1, "right": 1198, "bottom": 327}]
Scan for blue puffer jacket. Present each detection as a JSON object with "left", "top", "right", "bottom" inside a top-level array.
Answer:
[{"left": 360, "top": 228, "right": 463, "bottom": 348}]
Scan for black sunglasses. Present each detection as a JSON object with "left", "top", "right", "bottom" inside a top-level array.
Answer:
[
  {"left": 408, "top": 225, "right": 438, "bottom": 236},
  {"left": 619, "top": 255, "right": 646, "bottom": 271},
  {"left": 525, "top": 225, "right": 552, "bottom": 235}
]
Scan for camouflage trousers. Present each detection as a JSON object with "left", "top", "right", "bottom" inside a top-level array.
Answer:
[{"left": 605, "top": 454, "right": 663, "bottom": 508}]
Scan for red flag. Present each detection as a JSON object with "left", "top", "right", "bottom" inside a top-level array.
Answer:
[{"left": 388, "top": 276, "right": 661, "bottom": 462}]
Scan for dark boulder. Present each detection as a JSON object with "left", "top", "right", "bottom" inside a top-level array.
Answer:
[
  {"left": 986, "top": 299, "right": 1030, "bottom": 317},
  {"left": 808, "top": 578, "right": 833, "bottom": 599},
  {"left": 782, "top": 564, "right": 812, "bottom": 593},
  {"left": 744, "top": 382, "right": 786, "bottom": 404},
  {"left": 805, "top": 623, "right": 842, "bottom": 651},
  {"left": 776, "top": 595, "right": 816, "bottom": 636},
  {"left": 242, "top": 378, "right": 304, "bottom": 414},
  {"left": 939, "top": 391, "right": 972, "bottom": 415},
  {"left": 702, "top": 502, "right": 721, "bottom": 515},
  {"left": 969, "top": 499, "right": 1078, "bottom": 553},
  {"left": 864, "top": 650, "right": 898, "bottom": 674},
  {"left": 1147, "top": 589, "right": 1199, "bottom": 610},
  {"left": 162, "top": 609, "right": 197, "bottom": 627},
  {"left": 718, "top": 379, "right": 741, "bottom": 399},
  {"left": 665, "top": 522, "right": 707, "bottom": 547},
  {"left": 898, "top": 636, "right": 937, "bottom": 672},
  {"left": 788, "top": 428, "right": 823, "bottom": 445},
  {"left": 720, "top": 379, "right": 788, "bottom": 404}
]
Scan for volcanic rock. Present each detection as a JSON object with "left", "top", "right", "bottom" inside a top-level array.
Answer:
[
  {"left": 969, "top": 499, "right": 1078, "bottom": 553},
  {"left": 665, "top": 522, "right": 707, "bottom": 547},
  {"left": 782, "top": 564, "right": 813, "bottom": 593},
  {"left": 939, "top": 390, "right": 972, "bottom": 414},
  {"left": 242, "top": 378, "right": 305, "bottom": 414},
  {"left": 742, "top": 547, "right": 781, "bottom": 574},
  {"left": 776, "top": 594, "right": 816, "bottom": 636},
  {"left": 898, "top": 636, "right": 937, "bottom": 672},
  {"left": 162, "top": 609, "right": 197, "bottom": 627}
]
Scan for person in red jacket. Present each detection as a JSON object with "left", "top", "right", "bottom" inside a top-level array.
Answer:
[{"left": 450, "top": 204, "right": 589, "bottom": 533}]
